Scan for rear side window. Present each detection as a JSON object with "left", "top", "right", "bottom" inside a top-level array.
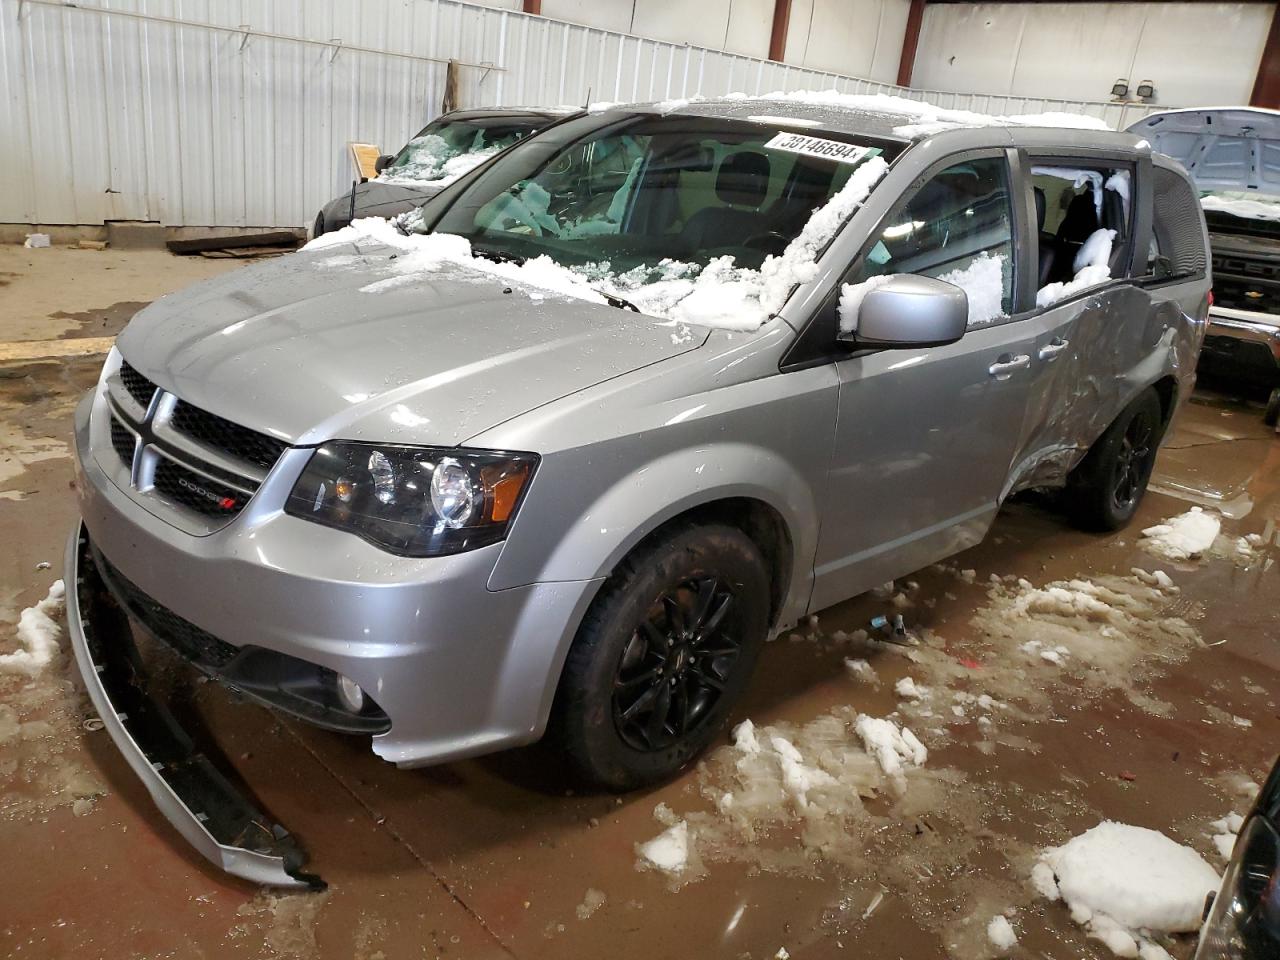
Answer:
[
  {"left": 1148, "top": 166, "right": 1208, "bottom": 280},
  {"left": 845, "top": 156, "right": 1014, "bottom": 327},
  {"left": 1030, "top": 163, "right": 1132, "bottom": 307}
]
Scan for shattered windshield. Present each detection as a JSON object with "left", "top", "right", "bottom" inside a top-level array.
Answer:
[
  {"left": 379, "top": 117, "right": 540, "bottom": 184},
  {"left": 417, "top": 113, "right": 898, "bottom": 277}
]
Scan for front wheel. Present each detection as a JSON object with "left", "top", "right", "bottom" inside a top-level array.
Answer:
[
  {"left": 549, "top": 523, "right": 771, "bottom": 791},
  {"left": 1064, "top": 388, "right": 1164, "bottom": 531}
]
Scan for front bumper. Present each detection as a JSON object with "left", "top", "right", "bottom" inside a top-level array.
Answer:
[
  {"left": 74, "top": 389, "right": 601, "bottom": 768},
  {"left": 1203, "top": 307, "right": 1280, "bottom": 384},
  {"left": 65, "top": 525, "right": 320, "bottom": 888}
]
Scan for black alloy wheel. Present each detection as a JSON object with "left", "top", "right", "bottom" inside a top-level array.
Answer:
[
  {"left": 612, "top": 577, "right": 740, "bottom": 752},
  {"left": 549, "top": 522, "right": 771, "bottom": 791},
  {"left": 1111, "top": 409, "right": 1156, "bottom": 512},
  {"left": 1064, "top": 387, "right": 1164, "bottom": 531}
]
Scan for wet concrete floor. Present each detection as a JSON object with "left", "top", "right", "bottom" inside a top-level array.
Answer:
[{"left": 0, "top": 249, "right": 1277, "bottom": 960}]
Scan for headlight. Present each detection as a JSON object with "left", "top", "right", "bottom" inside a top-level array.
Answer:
[
  {"left": 285, "top": 443, "right": 537, "bottom": 557},
  {"left": 1194, "top": 815, "right": 1280, "bottom": 959}
]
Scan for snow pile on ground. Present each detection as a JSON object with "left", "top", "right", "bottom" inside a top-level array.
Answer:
[
  {"left": 854, "top": 715, "right": 927, "bottom": 793},
  {"left": 305, "top": 155, "right": 888, "bottom": 332},
  {"left": 0, "top": 579, "right": 106, "bottom": 818},
  {"left": 986, "top": 914, "right": 1018, "bottom": 952},
  {"left": 637, "top": 817, "right": 690, "bottom": 873},
  {"left": 895, "top": 676, "right": 926, "bottom": 700},
  {"left": 0, "top": 581, "right": 64, "bottom": 677},
  {"left": 966, "top": 573, "right": 1199, "bottom": 715},
  {"left": 1037, "top": 227, "right": 1115, "bottom": 307},
  {"left": 1139, "top": 507, "right": 1222, "bottom": 561},
  {"left": 1202, "top": 193, "right": 1280, "bottom": 222},
  {"left": 1034, "top": 821, "right": 1219, "bottom": 957},
  {"left": 634, "top": 708, "right": 946, "bottom": 884},
  {"left": 1209, "top": 811, "right": 1244, "bottom": 859}
]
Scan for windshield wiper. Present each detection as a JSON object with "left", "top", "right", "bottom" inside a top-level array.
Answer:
[
  {"left": 598, "top": 290, "right": 640, "bottom": 312},
  {"left": 470, "top": 243, "right": 527, "bottom": 266}
]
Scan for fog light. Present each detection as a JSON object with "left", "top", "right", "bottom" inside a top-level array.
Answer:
[{"left": 336, "top": 674, "right": 365, "bottom": 713}]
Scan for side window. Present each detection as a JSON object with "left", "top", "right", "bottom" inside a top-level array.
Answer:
[
  {"left": 845, "top": 157, "right": 1014, "bottom": 328},
  {"left": 1147, "top": 166, "right": 1208, "bottom": 281},
  {"left": 1031, "top": 164, "right": 1132, "bottom": 307}
]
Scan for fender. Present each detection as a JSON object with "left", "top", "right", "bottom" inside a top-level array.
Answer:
[{"left": 490, "top": 441, "right": 820, "bottom": 629}]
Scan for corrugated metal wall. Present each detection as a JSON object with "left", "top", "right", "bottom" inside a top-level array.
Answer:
[{"left": 0, "top": 0, "right": 1171, "bottom": 229}]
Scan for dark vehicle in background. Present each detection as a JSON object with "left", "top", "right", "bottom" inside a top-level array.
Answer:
[
  {"left": 1195, "top": 755, "right": 1280, "bottom": 959},
  {"left": 313, "top": 107, "right": 576, "bottom": 237},
  {"left": 1129, "top": 109, "right": 1280, "bottom": 425}
]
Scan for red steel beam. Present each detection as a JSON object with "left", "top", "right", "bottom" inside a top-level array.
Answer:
[
  {"left": 768, "top": 0, "right": 792, "bottom": 62},
  {"left": 523, "top": 0, "right": 541, "bottom": 14},
  {"left": 1252, "top": 4, "right": 1280, "bottom": 107},
  {"left": 898, "top": 0, "right": 927, "bottom": 88}
]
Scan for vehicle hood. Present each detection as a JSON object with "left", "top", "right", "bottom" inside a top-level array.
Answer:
[
  {"left": 1127, "top": 108, "right": 1280, "bottom": 193},
  {"left": 321, "top": 180, "right": 441, "bottom": 221},
  {"left": 117, "top": 244, "right": 710, "bottom": 447}
]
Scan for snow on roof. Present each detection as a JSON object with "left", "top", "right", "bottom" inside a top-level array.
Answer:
[{"left": 596, "top": 89, "right": 1113, "bottom": 141}]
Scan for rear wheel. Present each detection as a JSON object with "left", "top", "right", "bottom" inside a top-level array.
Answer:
[
  {"left": 1265, "top": 386, "right": 1280, "bottom": 427},
  {"left": 549, "top": 523, "right": 771, "bottom": 791},
  {"left": 1064, "top": 388, "right": 1164, "bottom": 531}
]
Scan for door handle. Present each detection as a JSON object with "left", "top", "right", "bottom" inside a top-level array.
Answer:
[
  {"left": 988, "top": 354, "right": 1031, "bottom": 379},
  {"left": 1038, "top": 338, "right": 1070, "bottom": 361}
]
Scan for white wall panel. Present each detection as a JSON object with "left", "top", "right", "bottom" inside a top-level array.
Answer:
[
  {"left": 1, "top": 0, "right": 1170, "bottom": 229},
  {"left": 916, "top": 2, "right": 1271, "bottom": 108},
  {"left": 784, "top": 0, "right": 911, "bottom": 84}
]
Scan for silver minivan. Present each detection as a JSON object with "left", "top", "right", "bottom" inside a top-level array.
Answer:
[{"left": 67, "top": 97, "right": 1210, "bottom": 886}]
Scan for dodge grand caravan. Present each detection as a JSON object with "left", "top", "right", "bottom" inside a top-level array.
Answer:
[{"left": 66, "top": 96, "right": 1211, "bottom": 886}]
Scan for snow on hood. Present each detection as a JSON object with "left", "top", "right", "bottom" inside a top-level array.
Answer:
[
  {"left": 304, "top": 154, "right": 890, "bottom": 332},
  {"left": 1201, "top": 193, "right": 1280, "bottom": 222}
]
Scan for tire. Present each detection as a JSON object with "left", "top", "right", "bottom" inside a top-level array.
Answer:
[
  {"left": 1064, "top": 388, "right": 1164, "bottom": 532},
  {"left": 549, "top": 523, "right": 771, "bottom": 791},
  {"left": 312, "top": 211, "right": 326, "bottom": 240},
  {"left": 1265, "top": 386, "right": 1280, "bottom": 428}
]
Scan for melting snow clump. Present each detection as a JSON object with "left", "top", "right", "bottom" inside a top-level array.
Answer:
[
  {"left": 853, "top": 715, "right": 927, "bottom": 793},
  {"left": 1035, "top": 821, "right": 1220, "bottom": 956},
  {"left": 1139, "top": 507, "right": 1222, "bottom": 562},
  {"left": 894, "top": 676, "right": 927, "bottom": 700},
  {"left": 638, "top": 819, "right": 690, "bottom": 874},
  {"left": 0, "top": 580, "right": 65, "bottom": 677},
  {"left": 986, "top": 914, "right": 1017, "bottom": 952}
]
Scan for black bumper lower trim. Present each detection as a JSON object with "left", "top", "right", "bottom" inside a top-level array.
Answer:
[{"left": 66, "top": 523, "right": 323, "bottom": 889}]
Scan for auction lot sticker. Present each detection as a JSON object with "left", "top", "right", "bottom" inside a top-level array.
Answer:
[{"left": 765, "top": 132, "right": 873, "bottom": 164}]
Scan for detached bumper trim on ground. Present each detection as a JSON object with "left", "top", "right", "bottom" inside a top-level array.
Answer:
[{"left": 64, "top": 523, "right": 322, "bottom": 890}]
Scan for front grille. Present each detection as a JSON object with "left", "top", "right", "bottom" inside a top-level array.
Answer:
[
  {"left": 1211, "top": 253, "right": 1280, "bottom": 314},
  {"left": 171, "top": 400, "right": 287, "bottom": 471},
  {"left": 152, "top": 459, "right": 251, "bottom": 517},
  {"left": 118, "top": 362, "right": 158, "bottom": 409},
  {"left": 109, "top": 415, "right": 135, "bottom": 465},
  {"left": 94, "top": 547, "right": 239, "bottom": 669}
]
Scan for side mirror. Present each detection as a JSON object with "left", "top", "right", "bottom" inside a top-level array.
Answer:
[
  {"left": 838, "top": 274, "right": 968, "bottom": 349},
  {"left": 373, "top": 154, "right": 395, "bottom": 174}
]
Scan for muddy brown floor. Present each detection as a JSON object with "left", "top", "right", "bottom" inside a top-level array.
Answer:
[{"left": 1, "top": 247, "right": 1276, "bottom": 960}]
